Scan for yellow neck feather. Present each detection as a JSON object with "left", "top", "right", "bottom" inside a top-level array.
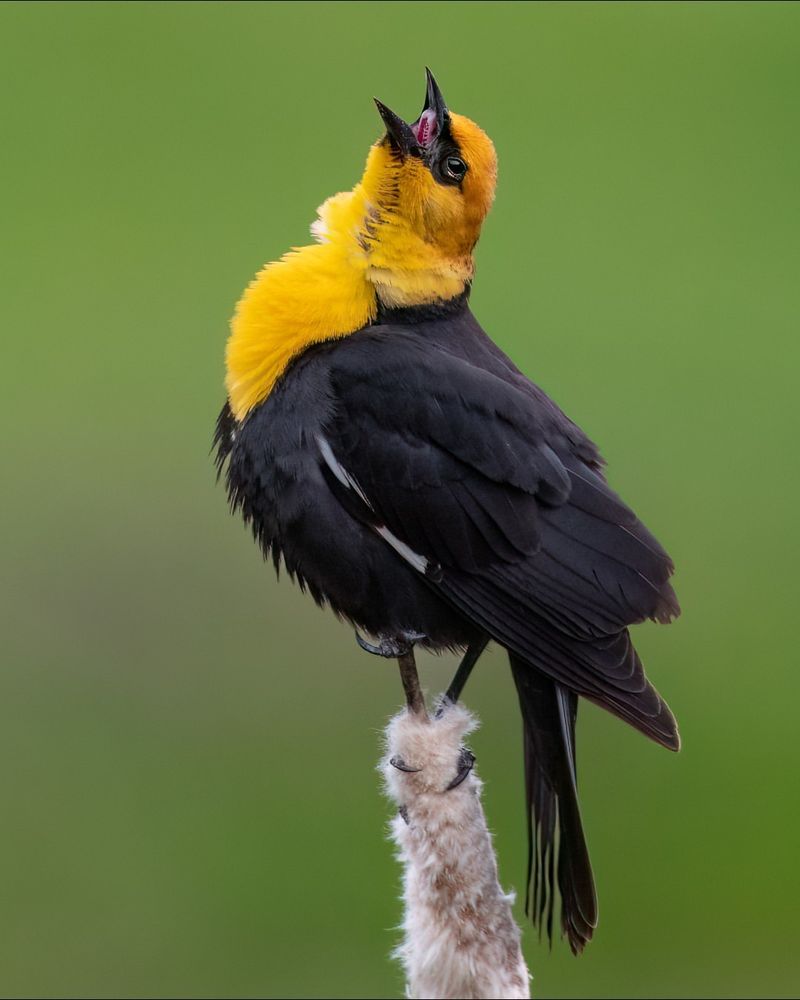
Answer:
[
  {"left": 225, "top": 239, "right": 376, "bottom": 421},
  {"left": 225, "top": 141, "right": 477, "bottom": 421}
]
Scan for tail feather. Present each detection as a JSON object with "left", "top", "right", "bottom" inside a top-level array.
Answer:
[
  {"left": 441, "top": 572, "right": 681, "bottom": 751},
  {"left": 510, "top": 653, "right": 598, "bottom": 954}
]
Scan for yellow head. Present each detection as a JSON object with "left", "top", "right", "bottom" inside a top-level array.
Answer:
[
  {"left": 225, "top": 71, "right": 498, "bottom": 419},
  {"left": 355, "top": 70, "right": 498, "bottom": 306}
]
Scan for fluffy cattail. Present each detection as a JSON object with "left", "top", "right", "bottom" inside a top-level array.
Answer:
[{"left": 382, "top": 703, "right": 530, "bottom": 1000}]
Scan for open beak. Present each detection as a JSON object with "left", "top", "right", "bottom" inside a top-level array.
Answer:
[{"left": 374, "top": 68, "right": 450, "bottom": 157}]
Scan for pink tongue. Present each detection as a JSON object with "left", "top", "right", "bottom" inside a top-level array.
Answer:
[{"left": 413, "top": 109, "right": 438, "bottom": 146}]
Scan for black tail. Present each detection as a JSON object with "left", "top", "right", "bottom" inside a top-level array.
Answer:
[{"left": 510, "top": 653, "right": 598, "bottom": 954}]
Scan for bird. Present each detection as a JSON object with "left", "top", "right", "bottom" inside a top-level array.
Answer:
[{"left": 214, "top": 70, "right": 680, "bottom": 954}]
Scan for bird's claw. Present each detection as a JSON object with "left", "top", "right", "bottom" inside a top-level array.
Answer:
[
  {"left": 355, "top": 630, "right": 426, "bottom": 658},
  {"left": 389, "top": 755, "right": 422, "bottom": 773},
  {"left": 434, "top": 694, "right": 455, "bottom": 719},
  {"left": 445, "top": 747, "right": 476, "bottom": 791}
]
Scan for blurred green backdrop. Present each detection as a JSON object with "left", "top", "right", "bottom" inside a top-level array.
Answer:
[{"left": 2, "top": 2, "right": 798, "bottom": 997}]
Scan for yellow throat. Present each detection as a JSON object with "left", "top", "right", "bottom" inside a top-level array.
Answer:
[{"left": 225, "top": 111, "right": 497, "bottom": 421}]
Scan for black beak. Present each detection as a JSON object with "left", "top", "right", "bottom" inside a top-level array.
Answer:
[
  {"left": 374, "top": 98, "right": 418, "bottom": 157},
  {"left": 374, "top": 70, "right": 451, "bottom": 158},
  {"left": 422, "top": 67, "right": 449, "bottom": 126},
  {"left": 408, "top": 68, "right": 451, "bottom": 150}
]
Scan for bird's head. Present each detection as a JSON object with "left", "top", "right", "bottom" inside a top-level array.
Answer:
[{"left": 314, "top": 71, "right": 498, "bottom": 308}]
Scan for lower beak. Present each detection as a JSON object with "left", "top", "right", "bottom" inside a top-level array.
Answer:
[{"left": 374, "top": 98, "right": 418, "bottom": 156}]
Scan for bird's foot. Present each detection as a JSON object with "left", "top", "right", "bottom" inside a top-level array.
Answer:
[
  {"left": 389, "top": 745, "right": 476, "bottom": 795},
  {"left": 355, "top": 629, "right": 426, "bottom": 658},
  {"left": 445, "top": 746, "right": 476, "bottom": 790}
]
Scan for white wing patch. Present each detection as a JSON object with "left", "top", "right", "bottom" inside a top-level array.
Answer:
[
  {"left": 315, "top": 433, "right": 431, "bottom": 575},
  {"left": 375, "top": 525, "right": 429, "bottom": 575},
  {"left": 315, "top": 433, "right": 372, "bottom": 507}
]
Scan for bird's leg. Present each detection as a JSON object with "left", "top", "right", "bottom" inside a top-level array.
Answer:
[
  {"left": 398, "top": 647, "right": 427, "bottom": 719},
  {"left": 443, "top": 635, "right": 490, "bottom": 706},
  {"left": 354, "top": 629, "right": 427, "bottom": 718}
]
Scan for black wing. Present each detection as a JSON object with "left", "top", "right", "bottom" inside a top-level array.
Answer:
[{"left": 320, "top": 329, "right": 680, "bottom": 747}]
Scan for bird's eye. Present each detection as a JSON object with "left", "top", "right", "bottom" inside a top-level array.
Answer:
[{"left": 445, "top": 156, "right": 467, "bottom": 181}]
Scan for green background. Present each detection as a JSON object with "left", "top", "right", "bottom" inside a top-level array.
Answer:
[{"left": 2, "top": 2, "right": 798, "bottom": 997}]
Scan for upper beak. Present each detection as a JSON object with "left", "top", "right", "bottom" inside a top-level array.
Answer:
[
  {"left": 421, "top": 67, "right": 448, "bottom": 125},
  {"left": 374, "top": 98, "right": 418, "bottom": 157},
  {"left": 409, "top": 68, "right": 450, "bottom": 148}
]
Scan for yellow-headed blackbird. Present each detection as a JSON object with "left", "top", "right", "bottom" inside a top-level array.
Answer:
[{"left": 215, "top": 71, "right": 679, "bottom": 954}]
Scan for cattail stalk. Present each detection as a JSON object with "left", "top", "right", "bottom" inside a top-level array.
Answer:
[{"left": 382, "top": 701, "right": 530, "bottom": 1000}]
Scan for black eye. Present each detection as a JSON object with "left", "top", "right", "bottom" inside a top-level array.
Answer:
[{"left": 445, "top": 156, "right": 467, "bottom": 181}]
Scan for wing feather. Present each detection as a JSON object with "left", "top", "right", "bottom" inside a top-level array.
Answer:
[{"left": 318, "top": 330, "right": 679, "bottom": 745}]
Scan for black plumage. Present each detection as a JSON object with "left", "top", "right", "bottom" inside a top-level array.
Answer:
[{"left": 215, "top": 293, "right": 680, "bottom": 953}]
